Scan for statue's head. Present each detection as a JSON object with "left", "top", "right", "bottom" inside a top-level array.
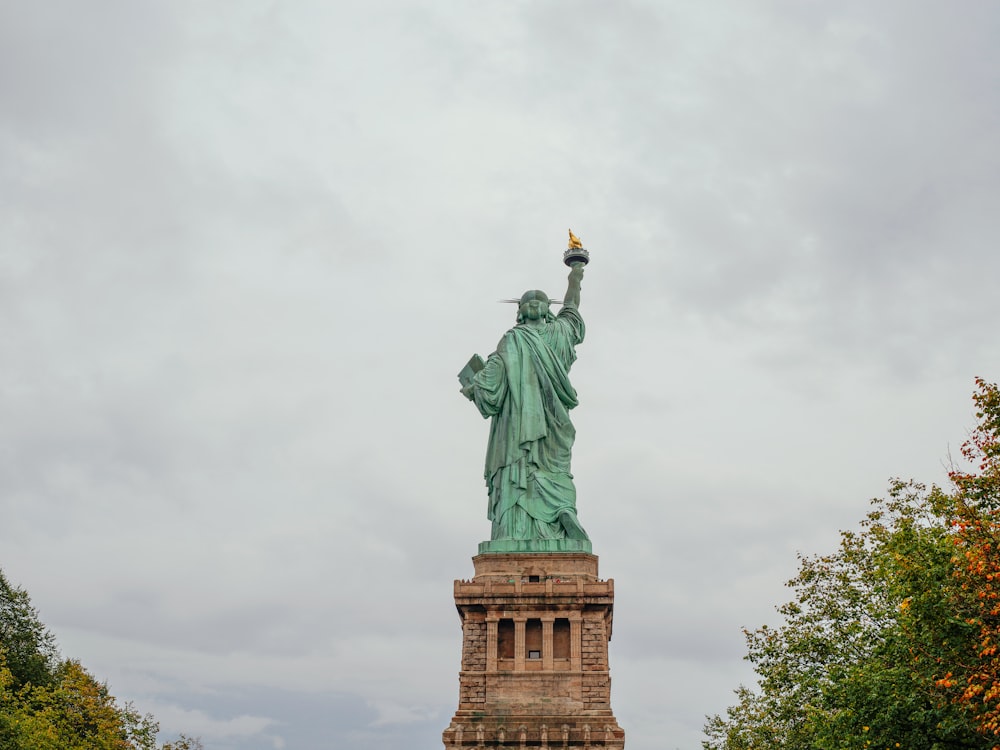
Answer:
[{"left": 517, "top": 290, "right": 554, "bottom": 324}]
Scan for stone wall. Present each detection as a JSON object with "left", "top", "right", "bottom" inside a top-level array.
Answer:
[{"left": 444, "top": 553, "right": 625, "bottom": 748}]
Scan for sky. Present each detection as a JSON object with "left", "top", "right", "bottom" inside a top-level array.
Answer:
[{"left": 2, "top": 1, "right": 999, "bottom": 748}]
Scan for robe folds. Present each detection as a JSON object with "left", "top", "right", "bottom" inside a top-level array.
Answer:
[{"left": 471, "top": 305, "right": 588, "bottom": 541}]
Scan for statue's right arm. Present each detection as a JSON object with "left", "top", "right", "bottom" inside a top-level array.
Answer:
[{"left": 564, "top": 262, "right": 584, "bottom": 308}]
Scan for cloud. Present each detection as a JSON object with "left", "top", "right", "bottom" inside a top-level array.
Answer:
[
  {"left": 3, "top": 2, "right": 1000, "bottom": 749},
  {"left": 146, "top": 702, "right": 276, "bottom": 743}
]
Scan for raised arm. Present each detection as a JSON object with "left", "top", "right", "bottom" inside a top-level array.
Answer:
[{"left": 564, "top": 262, "right": 584, "bottom": 308}]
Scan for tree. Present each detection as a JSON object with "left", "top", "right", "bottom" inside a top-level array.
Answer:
[
  {"left": 0, "top": 567, "right": 194, "bottom": 749},
  {"left": 946, "top": 378, "right": 1000, "bottom": 738},
  {"left": 706, "top": 380, "right": 1000, "bottom": 749},
  {"left": 1, "top": 657, "right": 161, "bottom": 750},
  {"left": 7, "top": 659, "right": 158, "bottom": 750},
  {"left": 704, "top": 480, "right": 985, "bottom": 750},
  {"left": 161, "top": 736, "right": 204, "bottom": 750},
  {"left": 0, "top": 570, "right": 59, "bottom": 690}
]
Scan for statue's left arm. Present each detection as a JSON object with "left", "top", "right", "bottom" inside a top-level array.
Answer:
[
  {"left": 465, "top": 350, "right": 507, "bottom": 417},
  {"left": 564, "top": 262, "right": 584, "bottom": 308}
]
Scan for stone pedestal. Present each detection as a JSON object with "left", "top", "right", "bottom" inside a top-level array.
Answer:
[{"left": 442, "top": 553, "right": 625, "bottom": 748}]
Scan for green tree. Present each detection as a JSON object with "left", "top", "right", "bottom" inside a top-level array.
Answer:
[
  {"left": 0, "top": 568, "right": 194, "bottom": 749},
  {"left": 161, "top": 735, "right": 204, "bottom": 750},
  {"left": 3, "top": 658, "right": 160, "bottom": 750},
  {"left": 0, "top": 570, "right": 59, "bottom": 690},
  {"left": 704, "top": 480, "right": 985, "bottom": 750}
]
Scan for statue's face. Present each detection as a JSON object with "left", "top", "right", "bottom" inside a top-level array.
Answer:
[{"left": 519, "top": 290, "right": 549, "bottom": 321}]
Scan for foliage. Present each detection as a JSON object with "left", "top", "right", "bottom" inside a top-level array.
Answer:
[
  {"left": 705, "top": 379, "right": 1000, "bottom": 750},
  {"left": 947, "top": 378, "right": 1000, "bottom": 737},
  {"left": 705, "top": 480, "right": 985, "bottom": 750},
  {"left": 161, "top": 736, "right": 204, "bottom": 750},
  {"left": 0, "top": 570, "right": 59, "bottom": 691},
  {"left": 2, "top": 658, "right": 159, "bottom": 750},
  {"left": 813, "top": 481, "right": 980, "bottom": 750},
  {"left": 0, "top": 568, "right": 197, "bottom": 750}
]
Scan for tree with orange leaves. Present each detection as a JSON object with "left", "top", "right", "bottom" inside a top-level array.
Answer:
[
  {"left": 947, "top": 378, "right": 1000, "bottom": 739},
  {"left": 705, "top": 380, "right": 1000, "bottom": 750},
  {"left": 704, "top": 479, "right": 985, "bottom": 750}
]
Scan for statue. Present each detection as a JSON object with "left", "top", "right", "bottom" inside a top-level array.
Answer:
[{"left": 460, "top": 232, "right": 590, "bottom": 548}]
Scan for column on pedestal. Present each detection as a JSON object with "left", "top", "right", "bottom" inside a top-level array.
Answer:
[
  {"left": 514, "top": 617, "right": 526, "bottom": 671},
  {"left": 542, "top": 617, "right": 554, "bottom": 670},
  {"left": 570, "top": 614, "right": 582, "bottom": 671},
  {"left": 486, "top": 617, "right": 498, "bottom": 672}
]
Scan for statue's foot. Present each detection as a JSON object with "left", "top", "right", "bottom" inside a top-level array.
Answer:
[{"left": 558, "top": 510, "right": 590, "bottom": 541}]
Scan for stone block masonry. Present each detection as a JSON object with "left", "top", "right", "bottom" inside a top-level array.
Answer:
[{"left": 442, "top": 553, "right": 625, "bottom": 748}]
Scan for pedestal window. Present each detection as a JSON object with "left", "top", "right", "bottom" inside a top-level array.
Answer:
[
  {"left": 553, "top": 618, "right": 571, "bottom": 660},
  {"left": 497, "top": 618, "right": 514, "bottom": 660}
]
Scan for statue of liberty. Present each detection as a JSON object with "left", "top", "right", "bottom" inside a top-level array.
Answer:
[{"left": 460, "top": 231, "right": 590, "bottom": 548}]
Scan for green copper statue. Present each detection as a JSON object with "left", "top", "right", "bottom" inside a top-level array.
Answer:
[{"left": 460, "top": 232, "right": 591, "bottom": 552}]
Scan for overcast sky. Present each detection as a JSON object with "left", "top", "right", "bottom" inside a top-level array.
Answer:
[{"left": 2, "top": 2, "right": 999, "bottom": 748}]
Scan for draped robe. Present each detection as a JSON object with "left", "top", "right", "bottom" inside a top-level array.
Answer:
[{"left": 471, "top": 305, "right": 588, "bottom": 541}]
